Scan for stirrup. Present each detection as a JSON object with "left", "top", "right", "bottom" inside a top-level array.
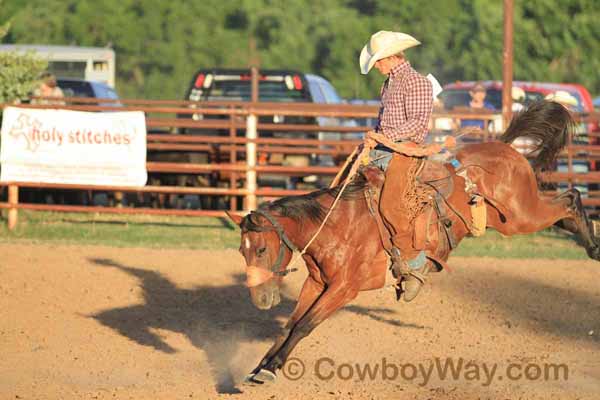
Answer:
[
  {"left": 390, "top": 248, "right": 427, "bottom": 280},
  {"left": 393, "top": 282, "right": 404, "bottom": 301},
  {"left": 389, "top": 247, "right": 409, "bottom": 279}
]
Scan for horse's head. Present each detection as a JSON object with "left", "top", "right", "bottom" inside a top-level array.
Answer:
[{"left": 227, "top": 210, "right": 295, "bottom": 310}]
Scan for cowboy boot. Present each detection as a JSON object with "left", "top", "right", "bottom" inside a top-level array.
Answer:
[
  {"left": 401, "top": 261, "right": 428, "bottom": 302},
  {"left": 391, "top": 247, "right": 428, "bottom": 302}
]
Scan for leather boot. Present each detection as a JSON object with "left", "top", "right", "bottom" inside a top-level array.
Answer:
[
  {"left": 390, "top": 247, "right": 428, "bottom": 302},
  {"left": 401, "top": 264, "right": 428, "bottom": 302}
]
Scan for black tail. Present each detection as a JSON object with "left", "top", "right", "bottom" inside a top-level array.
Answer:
[{"left": 500, "top": 100, "right": 575, "bottom": 173}]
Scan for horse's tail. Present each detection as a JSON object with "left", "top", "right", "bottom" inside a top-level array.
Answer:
[{"left": 499, "top": 100, "right": 575, "bottom": 173}]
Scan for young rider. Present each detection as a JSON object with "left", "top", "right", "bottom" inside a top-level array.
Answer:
[{"left": 360, "top": 30, "right": 434, "bottom": 302}]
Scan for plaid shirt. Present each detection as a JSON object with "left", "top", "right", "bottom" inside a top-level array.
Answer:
[{"left": 375, "top": 60, "right": 433, "bottom": 143}]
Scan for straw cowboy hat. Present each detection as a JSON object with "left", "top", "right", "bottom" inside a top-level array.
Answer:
[
  {"left": 359, "top": 31, "right": 421, "bottom": 74},
  {"left": 545, "top": 90, "right": 578, "bottom": 107},
  {"left": 511, "top": 86, "right": 525, "bottom": 102}
]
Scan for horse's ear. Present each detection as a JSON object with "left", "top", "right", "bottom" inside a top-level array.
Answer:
[{"left": 226, "top": 211, "right": 244, "bottom": 226}]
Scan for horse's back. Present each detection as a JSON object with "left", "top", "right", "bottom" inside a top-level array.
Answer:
[{"left": 456, "top": 141, "right": 528, "bottom": 168}]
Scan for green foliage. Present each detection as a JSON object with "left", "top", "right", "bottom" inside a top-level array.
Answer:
[
  {"left": 0, "top": 0, "right": 10, "bottom": 40},
  {"left": 0, "top": 19, "right": 9, "bottom": 40},
  {"left": 1, "top": 0, "right": 599, "bottom": 100},
  {"left": 0, "top": 51, "right": 47, "bottom": 103},
  {"left": 0, "top": 0, "right": 47, "bottom": 104}
]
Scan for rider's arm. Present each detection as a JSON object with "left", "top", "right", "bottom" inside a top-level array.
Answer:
[{"left": 378, "top": 74, "right": 433, "bottom": 143}]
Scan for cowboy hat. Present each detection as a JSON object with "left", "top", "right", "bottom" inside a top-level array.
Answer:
[
  {"left": 359, "top": 31, "right": 421, "bottom": 74},
  {"left": 545, "top": 90, "right": 578, "bottom": 107},
  {"left": 511, "top": 86, "right": 525, "bottom": 102}
]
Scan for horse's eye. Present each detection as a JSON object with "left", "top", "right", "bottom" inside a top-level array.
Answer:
[{"left": 257, "top": 247, "right": 267, "bottom": 257}]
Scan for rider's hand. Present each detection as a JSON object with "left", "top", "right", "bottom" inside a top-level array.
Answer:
[
  {"left": 426, "top": 143, "right": 443, "bottom": 155},
  {"left": 364, "top": 137, "right": 377, "bottom": 149},
  {"left": 444, "top": 136, "right": 457, "bottom": 149},
  {"left": 364, "top": 131, "right": 378, "bottom": 149}
]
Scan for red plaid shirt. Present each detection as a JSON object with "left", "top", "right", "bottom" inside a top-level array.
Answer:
[{"left": 375, "top": 60, "right": 433, "bottom": 143}]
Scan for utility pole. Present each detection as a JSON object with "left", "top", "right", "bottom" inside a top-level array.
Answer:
[
  {"left": 502, "top": 0, "right": 514, "bottom": 129},
  {"left": 246, "top": 37, "right": 259, "bottom": 210}
]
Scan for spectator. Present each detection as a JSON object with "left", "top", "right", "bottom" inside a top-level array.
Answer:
[
  {"left": 545, "top": 90, "right": 578, "bottom": 111},
  {"left": 512, "top": 86, "right": 526, "bottom": 112},
  {"left": 31, "top": 72, "right": 65, "bottom": 105},
  {"left": 460, "top": 82, "right": 495, "bottom": 129},
  {"left": 546, "top": 90, "right": 586, "bottom": 136}
]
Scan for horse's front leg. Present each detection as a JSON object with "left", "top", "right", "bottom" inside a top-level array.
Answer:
[
  {"left": 248, "top": 280, "right": 359, "bottom": 384},
  {"left": 246, "top": 256, "right": 325, "bottom": 384},
  {"left": 246, "top": 275, "right": 324, "bottom": 383}
]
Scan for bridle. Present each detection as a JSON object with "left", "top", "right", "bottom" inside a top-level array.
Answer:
[{"left": 244, "top": 210, "right": 298, "bottom": 287}]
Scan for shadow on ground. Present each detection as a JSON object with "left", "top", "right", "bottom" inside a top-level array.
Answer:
[
  {"left": 438, "top": 266, "right": 600, "bottom": 346},
  {"left": 87, "top": 258, "right": 418, "bottom": 394}
]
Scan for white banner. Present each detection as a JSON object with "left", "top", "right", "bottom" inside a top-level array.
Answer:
[{"left": 0, "top": 107, "right": 147, "bottom": 186}]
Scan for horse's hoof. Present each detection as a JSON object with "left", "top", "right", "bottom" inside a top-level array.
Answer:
[
  {"left": 243, "top": 369, "right": 277, "bottom": 386},
  {"left": 587, "top": 245, "right": 600, "bottom": 261}
]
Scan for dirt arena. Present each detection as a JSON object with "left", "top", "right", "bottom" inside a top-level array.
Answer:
[{"left": 1, "top": 243, "right": 598, "bottom": 399}]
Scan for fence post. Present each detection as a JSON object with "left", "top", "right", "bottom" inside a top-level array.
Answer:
[
  {"left": 8, "top": 184, "right": 18, "bottom": 230},
  {"left": 567, "top": 131, "right": 573, "bottom": 190},
  {"left": 229, "top": 106, "right": 238, "bottom": 211},
  {"left": 245, "top": 113, "right": 258, "bottom": 210},
  {"left": 502, "top": 0, "right": 514, "bottom": 128}
]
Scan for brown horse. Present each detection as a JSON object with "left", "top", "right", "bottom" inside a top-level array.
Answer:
[{"left": 226, "top": 101, "right": 600, "bottom": 384}]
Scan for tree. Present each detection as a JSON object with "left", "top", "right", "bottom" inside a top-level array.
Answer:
[
  {"left": 0, "top": 0, "right": 47, "bottom": 105},
  {"left": 2, "top": 0, "right": 599, "bottom": 100}
]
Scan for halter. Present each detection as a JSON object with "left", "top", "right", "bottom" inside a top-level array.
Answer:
[{"left": 244, "top": 210, "right": 298, "bottom": 287}]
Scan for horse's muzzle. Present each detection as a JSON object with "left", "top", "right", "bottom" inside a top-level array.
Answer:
[
  {"left": 246, "top": 265, "right": 275, "bottom": 288},
  {"left": 249, "top": 279, "right": 281, "bottom": 310}
]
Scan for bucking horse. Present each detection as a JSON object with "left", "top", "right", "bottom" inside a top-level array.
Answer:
[{"left": 226, "top": 100, "right": 600, "bottom": 385}]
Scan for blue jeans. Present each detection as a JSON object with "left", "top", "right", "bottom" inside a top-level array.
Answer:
[{"left": 369, "top": 145, "right": 394, "bottom": 171}]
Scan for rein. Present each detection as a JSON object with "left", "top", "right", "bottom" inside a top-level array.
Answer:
[
  {"left": 245, "top": 131, "right": 457, "bottom": 288},
  {"left": 250, "top": 209, "right": 298, "bottom": 276},
  {"left": 244, "top": 177, "right": 355, "bottom": 287}
]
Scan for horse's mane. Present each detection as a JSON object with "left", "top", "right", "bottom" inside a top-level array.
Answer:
[{"left": 241, "top": 174, "right": 368, "bottom": 231}]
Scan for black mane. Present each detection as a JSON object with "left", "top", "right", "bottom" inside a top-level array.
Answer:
[{"left": 240, "top": 174, "right": 368, "bottom": 231}]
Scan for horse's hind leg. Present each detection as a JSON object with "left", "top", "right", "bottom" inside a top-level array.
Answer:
[
  {"left": 490, "top": 188, "right": 600, "bottom": 260},
  {"left": 487, "top": 191, "right": 571, "bottom": 237},
  {"left": 553, "top": 189, "right": 600, "bottom": 261}
]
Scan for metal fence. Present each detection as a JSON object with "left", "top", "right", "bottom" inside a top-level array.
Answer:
[{"left": 1, "top": 96, "right": 599, "bottom": 229}]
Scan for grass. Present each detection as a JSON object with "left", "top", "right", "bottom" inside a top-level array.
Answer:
[
  {"left": 0, "top": 210, "right": 240, "bottom": 250},
  {"left": 453, "top": 229, "right": 589, "bottom": 260},
  {"left": 0, "top": 210, "right": 591, "bottom": 259}
]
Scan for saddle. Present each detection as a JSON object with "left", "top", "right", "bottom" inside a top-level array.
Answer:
[
  {"left": 362, "top": 156, "right": 463, "bottom": 272},
  {"left": 415, "top": 158, "right": 457, "bottom": 252}
]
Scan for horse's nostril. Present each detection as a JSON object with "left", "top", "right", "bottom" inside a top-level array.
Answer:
[{"left": 260, "top": 294, "right": 268, "bottom": 305}]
